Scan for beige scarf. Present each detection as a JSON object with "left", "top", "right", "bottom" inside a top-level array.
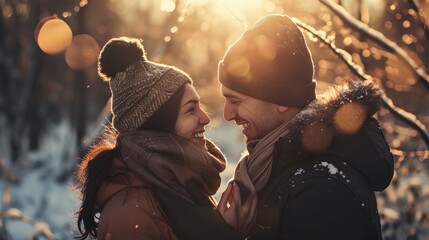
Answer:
[
  {"left": 233, "top": 122, "right": 290, "bottom": 233},
  {"left": 118, "top": 130, "right": 226, "bottom": 204}
]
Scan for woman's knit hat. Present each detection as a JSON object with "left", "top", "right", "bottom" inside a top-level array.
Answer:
[
  {"left": 218, "top": 14, "right": 316, "bottom": 108},
  {"left": 98, "top": 37, "right": 192, "bottom": 134}
]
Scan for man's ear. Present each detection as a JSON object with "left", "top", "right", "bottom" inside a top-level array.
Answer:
[{"left": 278, "top": 105, "right": 289, "bottom": 113}]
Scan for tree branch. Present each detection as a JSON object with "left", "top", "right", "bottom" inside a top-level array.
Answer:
[
  {"left": 216, "top": 0, "right": 248, "bottom": 29},
  {"left": 319, "top": 0, "right": 429, "bottom": 88},
  {"left": 293, "top": 17, "right": 429, "bottom": 148},
  {"left": 409, "top": 0, "right": 429, "bottom": 41}
]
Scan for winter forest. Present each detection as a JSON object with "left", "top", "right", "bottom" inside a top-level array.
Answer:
[{"left": 0, "top": 0, "right": 429, "bottom": 239}]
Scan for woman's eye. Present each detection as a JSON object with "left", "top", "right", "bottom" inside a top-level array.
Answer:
[{"left": 187, "top": 107, "right": 196, "bottom": 113}]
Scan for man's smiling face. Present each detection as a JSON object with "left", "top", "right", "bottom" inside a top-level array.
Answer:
[{"left": 221, "top": 85, "right": 284, "bottom": 143}]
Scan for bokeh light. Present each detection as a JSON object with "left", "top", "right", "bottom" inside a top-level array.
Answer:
[
  {"left": 384, "top": 20, "right": 393, "bottom": 30},
  {"left": 79, "top": 0, "right": 88, "bottom": 7},
  {"left": 225, "top": 55, "right": 250, "bottom": 78},
  {"left": 333, "top": 102, "right": 366, "bottom": 134},
  {"left": 401, "top": 34, "right": 415, "bottom": 45},
  {"left": 164, "top": 35, "right": 172, "bottom": 42},
  {"left": 402, "top": 20, "right": 411, "bottom": 28},
  {"left": 255, "top": 34, "right": 277, "bottom": 60},
  {"left": 301, "top": 123, "right": 333, "bottom": 152},
  {"left": 65, "top": 34, "right": 100, "bottom": 70},
  {"left": 160, "top": 0, "right": 176, "bottom": 12},
  {"left": 35, "top": 16, "right": 73, "bottom": 55},
  {"left": 343, "top": 36, "right": 353, "bottom": 46},
  {"left": 62, "top": 12, "right": 72, "bottom": 18},
  {"left": 362, "top": 49, "right": 371, "bottom": 58},
  {"left": 385, "top": 58, "right": 417, "bottom": 89},
  {"left": 170, "top": 26, "right": 179, "bottom": 33}
]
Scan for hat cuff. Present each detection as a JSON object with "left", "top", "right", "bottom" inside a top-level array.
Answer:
[{"left": 219, "top": 62, "right": 316, "bottom": 108}]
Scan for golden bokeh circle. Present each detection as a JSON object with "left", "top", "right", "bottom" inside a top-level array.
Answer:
[
  {"left": 35, "top": 17, "right": 72, "bottom": 55},
  {"left": 65, "top": 34, "right": 100, "bottom": 70},
  {"left": 333, "top": 102, "right": 367, "bottom": 134}
]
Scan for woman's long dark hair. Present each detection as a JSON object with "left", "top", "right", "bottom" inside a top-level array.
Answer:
[
  {"left": 75, "top": 127, "right": 118, "bottom": 239},
  {"left": 75, "top": 85, "right": 185, "bottom": 239}
]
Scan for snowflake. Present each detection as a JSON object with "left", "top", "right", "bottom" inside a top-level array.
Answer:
[{"left": 295, "top": 168, "right": 305, "bottom": 175}]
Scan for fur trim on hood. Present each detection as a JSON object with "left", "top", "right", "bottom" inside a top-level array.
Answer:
[
  {"left": 282, "top": 79, "right": 393, "bottom": 191},
  {"left": 288, "top": 79, "right": 383, "bottom": 152}
]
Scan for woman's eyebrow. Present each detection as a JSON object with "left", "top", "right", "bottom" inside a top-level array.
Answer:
[{"left": 182, "top": 99, "right": 199, "bottom": 107}]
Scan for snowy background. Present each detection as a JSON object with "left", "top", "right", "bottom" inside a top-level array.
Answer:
[{"left": 1, "top": 0, "right": 429, "bottom": 239}]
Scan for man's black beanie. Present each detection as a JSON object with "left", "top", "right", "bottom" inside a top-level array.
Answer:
[{"left": 218, "top": 14, "right": 316, "bottom": 108}]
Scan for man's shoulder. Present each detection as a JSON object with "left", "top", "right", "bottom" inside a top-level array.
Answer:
[
  {"left": 289, "top": 156, "right": 357, "bottom": 182},
  {"left": 268, "top": 153, "right": 374, "bottom": 202}
]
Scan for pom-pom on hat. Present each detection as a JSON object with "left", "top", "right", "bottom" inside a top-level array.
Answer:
[
  {"left": 218, "top": 14, "right": 316, "bottom": 108},
  {"left": 98, "top": 37, "right": 192, "bottom": 134}
]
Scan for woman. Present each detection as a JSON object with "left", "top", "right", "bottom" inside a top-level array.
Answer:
[{"left": 75, "top": 37, "right": 244, "bottom": 239}]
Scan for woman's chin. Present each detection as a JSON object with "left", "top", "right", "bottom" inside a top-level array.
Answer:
[{"left": 192, "top": 138, "right": 207, "bottom": 149}]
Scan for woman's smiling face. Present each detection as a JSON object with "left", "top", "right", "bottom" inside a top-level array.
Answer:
[{"left": 174, "top": 84, "right": 211, "bottom": 149}]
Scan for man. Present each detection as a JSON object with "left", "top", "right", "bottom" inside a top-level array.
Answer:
[{"left": 218, "top": 14, "right": 394, "bottom": 239}]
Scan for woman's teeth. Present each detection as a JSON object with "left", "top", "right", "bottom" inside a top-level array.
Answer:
[{"left": 193, "top": 132, "right": 204, "bottom": 138}]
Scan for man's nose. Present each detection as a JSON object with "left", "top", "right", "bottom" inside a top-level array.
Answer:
[{"left": 223, "top": 103, "right": 236, "bottom": 121}]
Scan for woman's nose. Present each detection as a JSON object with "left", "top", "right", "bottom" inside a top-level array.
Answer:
[{"left": 200, "top": 110, "right": 210, "bottom": 126}]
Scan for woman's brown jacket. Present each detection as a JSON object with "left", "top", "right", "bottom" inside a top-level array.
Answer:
[{"left": 96, "top": 157, "right": 179, "bottom": 240}]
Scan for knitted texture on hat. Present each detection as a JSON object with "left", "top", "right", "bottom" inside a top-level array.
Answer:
[
  {"left": 110, "top": 60, "right": 191, "bottom": 134},
  {"left": 218, "top": 14, "right": 316, "bottom": 108}
]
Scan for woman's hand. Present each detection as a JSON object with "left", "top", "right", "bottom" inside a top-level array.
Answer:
[
  {"left": 218, "top": 181, "right": 257, "bottom": 235},
  {"left": 218, "top": 182, "right": 238, "bottom": 229}
]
